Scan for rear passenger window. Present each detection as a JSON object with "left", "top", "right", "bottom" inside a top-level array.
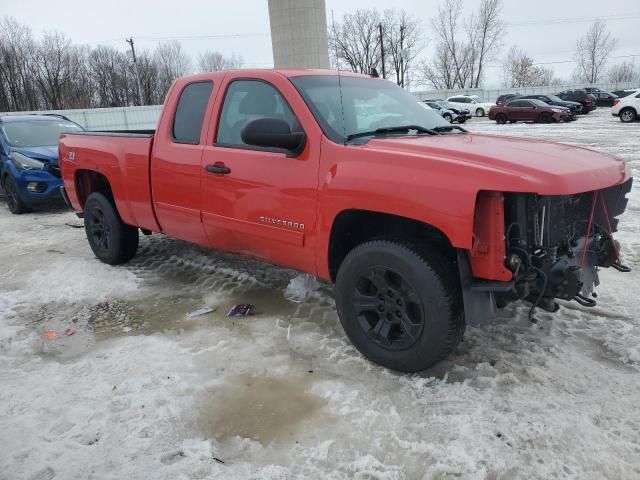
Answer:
[{"left": 172, "top": 81, "right": 213, "bottom": 144}]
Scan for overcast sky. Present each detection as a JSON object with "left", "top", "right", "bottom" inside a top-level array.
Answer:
[{"left": 3, "top": 0, "right": 640, "bottom": 88}]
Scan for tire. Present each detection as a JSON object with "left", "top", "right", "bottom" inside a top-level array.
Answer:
[
  {"left": 457, "top": 118, "right": 467, "bottom": 124},
  {"left": 3, "top": 175, "right": 29, "bottom": 214},
  {"left": 84, "top": 192, "right": 139, "bottom": 265},
  {"left": 538, "top": 112, "right": 552, "bottom": 124},
  {"left": 620, "top": 108, "right": 637, "bottom": 123},
  {"left": 335, "top": 240, "right": 464, "bottom": 373},
  {"left": 475, "top": 108, "right": 485, "bottom": 117},
  {"left": 443, "top": 113, "right": 453, "bottom": 123},
  {"left": 495, "top": 113, "right": 507, "bottom": 125}
]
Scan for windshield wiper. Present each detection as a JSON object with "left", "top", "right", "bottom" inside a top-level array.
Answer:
[
  {"left": 346, "top": 125, "right": 438, "bottom": 142},
  {"left": 432, "top": 125, "right": 468, "bottom": 133}
]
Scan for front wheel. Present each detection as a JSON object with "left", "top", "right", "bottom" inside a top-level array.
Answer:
[
  {"left": 443, "top": 113, "right": 453, "bottom": 123},
  {"left": 335, "top": 240, "right": 464, "bottom": 373},
  {"left": 475, "top": 108, "right": 485, "bottom": 117},
  {"left": 495, "top": 113, "right": 507, "bottom": 125},
  {"left": 3, "top": 175, "right": 29, "bottom": 214},
  {"left": 84, "top": 192, "right": 139, "bottom": 265},
  {"left": 538, "top": 112, "right": 552, "bottom": 123}
]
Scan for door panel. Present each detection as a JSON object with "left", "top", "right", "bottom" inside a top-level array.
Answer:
[
  {"left": 151, "top": 80, "right": 216, "bottom": 247},
  {"left": 200, "top": 75, "right": 321, "bottom": 274}
]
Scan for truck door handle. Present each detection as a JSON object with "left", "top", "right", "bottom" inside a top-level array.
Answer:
[{"left": 205, "top": 163, "right": 231, "bottom": 175}]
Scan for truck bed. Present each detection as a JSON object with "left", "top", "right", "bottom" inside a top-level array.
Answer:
[{"left": 59, "top": 131, "right": 160, "bottom": 232}]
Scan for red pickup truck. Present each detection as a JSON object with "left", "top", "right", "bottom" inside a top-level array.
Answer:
[{"left": 59, "top": 69, "right": 632, "bottom": 372}]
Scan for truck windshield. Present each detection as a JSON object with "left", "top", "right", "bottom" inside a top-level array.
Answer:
[
  {"left": 290, "top": 75, "right": 453, "bottom": 143},
  {"left": 1, "top": 120, "right": 84, "bottom": 147}
]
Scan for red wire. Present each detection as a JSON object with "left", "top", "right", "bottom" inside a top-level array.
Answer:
[
  {"left": 599, "top": 193, "right": 620, "bottom": 262},
  {"left": 580, "top": 191, "right": 598, "bottom": 269}
]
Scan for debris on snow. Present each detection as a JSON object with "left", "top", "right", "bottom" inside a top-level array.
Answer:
[
  {"left": 186, "top": 306, "right": 216, "bottom": 318},
  {"left": 284, "top": 273, "right": 320, "bottom": 302}
]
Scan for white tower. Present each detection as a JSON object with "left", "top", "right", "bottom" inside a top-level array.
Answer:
[{"left": 268, "top": 0, "right": 330, "bottom": 69}]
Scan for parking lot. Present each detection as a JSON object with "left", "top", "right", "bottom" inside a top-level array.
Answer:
[{"left": 1, "top": 109, "right": 639, "bottom": 479}]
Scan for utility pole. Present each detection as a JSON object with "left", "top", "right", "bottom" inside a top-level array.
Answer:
[
  {"left": 399, "top": 24, "right": 405, "bottom": 88},
  {"left": 126, "top": 37, "right": 144, "bottom": 106},
  {"left": 378, "top": 23, "right": 386, "bottom": 79}
]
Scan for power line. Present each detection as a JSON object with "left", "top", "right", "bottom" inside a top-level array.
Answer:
[
  {"left": 88, "top": 32, "right": 270, "bottom": 45},
  {"left": 484, "top": 53, "right": 640, "bottom": 69},
  {"left": 506, "top": 13, "right": 640, "bottom": 27}
]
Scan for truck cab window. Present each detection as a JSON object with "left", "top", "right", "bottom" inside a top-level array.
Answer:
[
  {"left": 172, "top": 81, "right": 213, "bottom": 144},
  {"left": 216, "top": 80, "right": 299, "bottom": 147}
]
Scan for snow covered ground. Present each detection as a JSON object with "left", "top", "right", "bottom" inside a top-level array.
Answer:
[{"left": 1, "top": 109, "right": 639, "bottom": 480}]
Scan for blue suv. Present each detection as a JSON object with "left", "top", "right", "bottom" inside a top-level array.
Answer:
[{"left": 0, "top": 114, "right": 85, "bottom": 214}]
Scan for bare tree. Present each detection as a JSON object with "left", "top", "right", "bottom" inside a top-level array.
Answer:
[
  {"left": 574, "top": 20, "right": 617, "bottom": 83},
  {"left": 419, "top": 45, "right": 459, "bottom": 89},
  {"left": 466, "top": 0, "right": 504, "bottom": 87},
  {"left": 382, "top": 9, "right": 424, "bottom": 88},
  {"left": 199, "top": 51, "right": 243, "bottom": 72},
  {"left": 423, "top": 0, "right": 504, "bottom": 89},
  {"left": 88, "top": 45, "right": 131, "bottom": 107},
  {"left": 0, "top": 17, "right": 39, "bottom": 111},
  {"left": 430, "top": 0, "right": 470, "bottom": 88},
  {"left": 135, "top": 50, "right": 163, "bottom": 106},
  {"left": 502, "top": 46, "right": 554, "bottom": 87},
  {"left": 154, "top": 41, "right": 191, "bottom": 99},
  {"left": 30, "top": 32, "right": 79, "bottom": 109},
  {"left": 329, "top": 9, "right": 382, "bottom": 74},
  {"left": 608, "top": 61, "right": 637, "bottom": 83}
]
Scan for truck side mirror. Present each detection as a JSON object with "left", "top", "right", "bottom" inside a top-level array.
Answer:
[{"left": 241, "top": 117, "right": 306, "bottom": 157}]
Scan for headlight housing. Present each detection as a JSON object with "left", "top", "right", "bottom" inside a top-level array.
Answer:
[{"left": 10, "top": 152, "right": 45, "bottom": 170}]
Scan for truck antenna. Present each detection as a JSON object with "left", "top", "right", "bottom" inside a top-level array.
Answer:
[{"left": 331, "top": 10, "right": 347, "bottom": 143}]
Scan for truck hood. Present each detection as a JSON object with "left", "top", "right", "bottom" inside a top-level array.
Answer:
[
  {"left": 10, "top": 145, "right": 59, "bottom": 164},
  {"left": 364, "top": 133, "right": 628, "bottom": 195}
]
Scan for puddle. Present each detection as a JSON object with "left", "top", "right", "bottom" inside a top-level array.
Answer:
[
  {"left": 212, "top": 285, "right": 298, "bottom": 318},
  {"left": 197, "top": 374, "right": 326, "bottom": 444}
]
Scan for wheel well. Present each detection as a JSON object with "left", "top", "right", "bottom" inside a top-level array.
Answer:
[
  {"left": 621, "top": 106, "right": 637, "bottom": 114},
  {"left": 75, "top": 170, "right": 111, "bottom": 209},
  {"left": 328, "top": 209, "right": 455, "bottom": 281}
]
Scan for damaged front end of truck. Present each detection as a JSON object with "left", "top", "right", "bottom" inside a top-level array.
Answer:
[{"left": 461, "top": 177, "right": 633, "bottom": 323}]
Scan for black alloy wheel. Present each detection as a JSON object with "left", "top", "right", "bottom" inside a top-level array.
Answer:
[
  {"left": 352, "top": 266, "right": 425, "bottom": 351},
  {"left": 86, "top": 203, "right": 112, "bottom": 254},
  {"left": 335, "top": 240, "right": 465, "bottom": 372},
  {"left": 83, "top": 192, "right": 139, "bottom": 265}
]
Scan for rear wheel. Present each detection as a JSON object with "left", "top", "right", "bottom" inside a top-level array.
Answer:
[
  {"left": 335, "top": 240, "right": 464, "bottom": 373},
  {"left": 538, "top": 112, "right": 552, "bottom": 123},
  {"left": 620, "top": 108, "right": 637, "bottom": 123},
  {"left": 84, "top": 192, "right": 139, "bottom": 265},
  {"left": 443, "top": 113, "right": 453, "bottom": 122},
  {"left": 495, "top": 113, "right": 507, "bottom": 125},
  {"left": 475, "top": 108, "right": 485, "bottom": 117},
  {"left": 3, "top": 175, "right": 29, "bottom": 214}
]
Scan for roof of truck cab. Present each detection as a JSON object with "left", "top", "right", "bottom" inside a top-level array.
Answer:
[{"left": 177, "top": 69, "right": 372, "bottom": 82}]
